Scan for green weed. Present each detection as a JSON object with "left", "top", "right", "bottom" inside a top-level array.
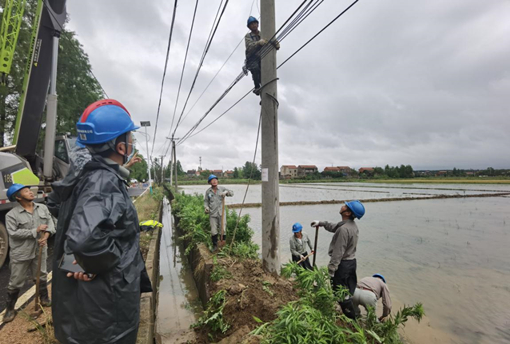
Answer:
[{"left": 192, "top": 290, "right": 230, "bottom": 335}]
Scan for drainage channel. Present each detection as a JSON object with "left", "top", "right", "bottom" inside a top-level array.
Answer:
[{"left": 156, "top": 198, "right": 202, "bottom": 344}]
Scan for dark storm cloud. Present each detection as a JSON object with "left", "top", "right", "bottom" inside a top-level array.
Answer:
[{"left": 66, "top": 0, "right": 510, "bottom": 172}]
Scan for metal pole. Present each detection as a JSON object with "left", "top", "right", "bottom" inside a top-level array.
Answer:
[
  {"left": 260, "top": 0, "right": 280, "bottom": 273},
  {"left": 313, "top": 225, "right": 319, "bottom": 267},
  {"left": 43, "top": 35, "right": 60, "bottom": 182},
  {"left": 173, "top": 140, "right": 178, "bottom": 191},
  {"left": 145, "top": 126, "right": 153, "bottom": 194}
]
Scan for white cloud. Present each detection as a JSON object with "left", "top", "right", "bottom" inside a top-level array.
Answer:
[{"left": 66, "top": 0, "right": 510, "bottom": 171}]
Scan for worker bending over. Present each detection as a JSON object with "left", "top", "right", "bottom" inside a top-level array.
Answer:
[
  {"left": 3, "top": 184, "right": 55, "bottom": 323},
  {"left": 353, "top": 274, "right": 392, "bottom": 321},
  {"left": 311, "top": 200, "right": 365, "bottom": 319},
  {"left": 204, "top": 174, "right": 233, "bottom": 250}
]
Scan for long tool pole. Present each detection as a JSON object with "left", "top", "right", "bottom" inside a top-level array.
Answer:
[
  {"left": 313, "top": 225, "right": 319, "bottom": 267},
  {"left": 220, "top": 196, "right": 226, "bottom": 247},
  {"left": 261, "top": 0, "right": 280, "bottom": 274},
  {"left": 34, "top": 241, "right": 43, "bottom": 312}
]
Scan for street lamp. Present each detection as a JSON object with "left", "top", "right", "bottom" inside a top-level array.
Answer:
[{"left": 140, "top": 121, "right": 153, "bottom": 194}]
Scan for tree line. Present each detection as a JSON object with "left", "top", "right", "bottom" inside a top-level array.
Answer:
[{"left": 0, "top": 0, "right": 104, "bottom": 146}]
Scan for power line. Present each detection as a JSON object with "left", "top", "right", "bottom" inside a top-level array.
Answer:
[
  {"left": 168, "top": 0, "right": 200, "bottom": 137},
  {"left": 170, "top": 0, "right": 230, "bottom": 137},
  {"left": 178, "top": 0, "right": 360, "bottom": 142},
  {"left": 278, "top": 0, "right": 360, "bottom": 69},
  {"left": 176, "top": 1, "right": 323, "bottom": 144},
  {"left": 176, "top": 1, "right": 262, "bottom": 130},
  {"left": 151, "top": 0, "right": 179, "bottom": 157}
]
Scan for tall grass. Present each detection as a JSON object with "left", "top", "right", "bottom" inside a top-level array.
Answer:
[{"left": 253, "top": 262, "right": 424, "bottom": 344}]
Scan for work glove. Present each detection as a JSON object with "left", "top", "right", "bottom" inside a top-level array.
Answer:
[
  {"left": 258, "top": 39, "right": 267, "bottom": 46},
  {"left": 272, "top": 40, "right": 280, "bottom": 50},
  {"left": 221, "top": 191, "right": 229, "bottom": 197},
  {"left": 329, "top": 269, "right": 335, "bottom": 278},
  {"left": 310, "top": 220, "right": 321, "bottom": 227},
  {"left": 205, "top": 207, "right": 210, "bottom": 214},
  {"left": 300, "top": 255, "right": 305, "bottom": 260}
]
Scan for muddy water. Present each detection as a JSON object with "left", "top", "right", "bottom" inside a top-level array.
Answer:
[
  {"left": 156, "top": 199, "right": 202, "bottom": 343},
  {"left": 181, "top": 183, "right": 510, "bottom": 344}
]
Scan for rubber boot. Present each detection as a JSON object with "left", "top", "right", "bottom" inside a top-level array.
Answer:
[
  {"left": 3, "top": 289, "right": 20, "bottom": 323},
  {"left": 211, "top": 234, "right": 218, "bottom": 252},
  {"left": 339, "top": 297, "right": 357, "bottom": 320},
  {"left": 39, "top": 280, "right": 51, "bottom": 307}
]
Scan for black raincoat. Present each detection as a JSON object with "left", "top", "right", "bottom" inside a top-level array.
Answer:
[{"left": 49, "top": 156, "right": 150, "bottom": 344}]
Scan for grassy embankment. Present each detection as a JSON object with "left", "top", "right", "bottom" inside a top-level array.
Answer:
[{"left": 171, "top": 192, "right": 424, "bottom": 343}]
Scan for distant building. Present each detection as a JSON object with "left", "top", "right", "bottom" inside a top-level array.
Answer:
[
  {"left": 436, "top": 171, "right": 447, "bottom": 177},
  {"left": 323, "top": 166, "right": 341, "bottom": 173},
  {"left": 186, "top": 169, "right": 196, "bottom": 178},
  {"left": 359, "top": 167, "right": 374, "bottom": 175},
  {"left": 280, "top": 165, "right": 298, "bottom": 179},
  {"left": 212, "top": 169, "right": 223, "bottom": 176},
  {"left": 465, "top": 172, "right": 475, "bottom": 176},
  {"left": 297, "top": 165, "right": 318, "bottom": 177},
  {"left": 337, "top": 166, "right": 351, "bottom": 174},
  {"left": 223, "top": 170, "right": 234, "bottom": 178}
]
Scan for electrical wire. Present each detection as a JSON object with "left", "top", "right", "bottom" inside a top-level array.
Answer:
[
  {"left": 151, "top": 0, "right": 179, "bottom": 157},
  {"left": 176, "top": 1, "right": 324, "bottom": 144},
  {"left": 168, "top": 0, "right": 199, "bottom": 138},
  {"left": 278, "top": 0, "right": 359, "bottom": 69},
  {"left": 170, "top": 0, "right": 230, "bottom": 137},
  {"left": 178, "top": 0, "right": 360, "bottom": 142}
]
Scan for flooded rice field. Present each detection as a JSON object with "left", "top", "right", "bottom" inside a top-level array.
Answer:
[{"left": 181, "top": 182, "right": 510, "bottom": 344}]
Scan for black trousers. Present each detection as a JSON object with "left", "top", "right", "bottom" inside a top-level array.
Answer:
[
  {"left": 292, "top": 252, "right": 313, "bottom": 271},
  {"left": 332, "top": 259, "right": 357, "bottom": 319},
  {"left": 332, "top": 259, "right": 357, "bottom": 295},
  {"left": 248, "top": 64, "right": 261, "bottom": 89}
]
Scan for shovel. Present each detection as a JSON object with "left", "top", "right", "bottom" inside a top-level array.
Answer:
[
  {"left": 312, "top": 225, "right": 319, "bottom": 267},
  {"left": 31, "top": 238, "right": 44, "bottom": 318},
  {"left": 219, "top": 196, "right": 226, "bottom": 248},
  {"left": 297, "top": 251, "right": 314, "bottom": 265}
]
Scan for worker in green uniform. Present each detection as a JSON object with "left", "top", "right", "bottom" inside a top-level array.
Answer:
[
  {"left": 3, "top": 184, "right": 55, "bottom": 323},
  {"left": 204, "top": 174, "right": 233, "bottom": 250}
]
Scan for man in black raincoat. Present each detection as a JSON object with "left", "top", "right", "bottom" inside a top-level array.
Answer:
[{"left": 49, "top": 99, "right": 151, "bottom": 344}]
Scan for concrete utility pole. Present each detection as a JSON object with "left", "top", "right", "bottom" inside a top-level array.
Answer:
[
  {"left": 160, "top": 155, "right": 164, "bottom": 184},
  {"left": 260, "top": 0, "right": 280, "bottom": 273},
  {"left": 173, "top": 139, "right": 178, "bottom": 191}
]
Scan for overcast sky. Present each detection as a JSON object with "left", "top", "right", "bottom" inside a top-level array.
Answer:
[{"left": 66, "top": 0, "right": 510, "bottom": 171}]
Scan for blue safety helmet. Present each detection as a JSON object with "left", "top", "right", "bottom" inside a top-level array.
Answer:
[
  {"left": 373, "top": 273, "right": 386, "bottom": 283},
  {"left": 76, "top": 99, "right": 139, "bottom": 146},
  {"left": 292, "top": 223, "right": 303, "bottom": 233},
  {"left": 7, "top": 183, "right": 30, "bottom": 202},
  {"left": 208, "top": 174, "right": 218, "bottom": 183},
  {"left": 247, "top": 16, "right": 258, "bottom": 28},
  {"left": 345, "top": 200, "right": 365, "bottom": 219}
]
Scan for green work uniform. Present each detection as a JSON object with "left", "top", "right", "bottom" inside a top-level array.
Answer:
[{"left": 5, "top": 203, "right": 55, "bottom": 290}]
